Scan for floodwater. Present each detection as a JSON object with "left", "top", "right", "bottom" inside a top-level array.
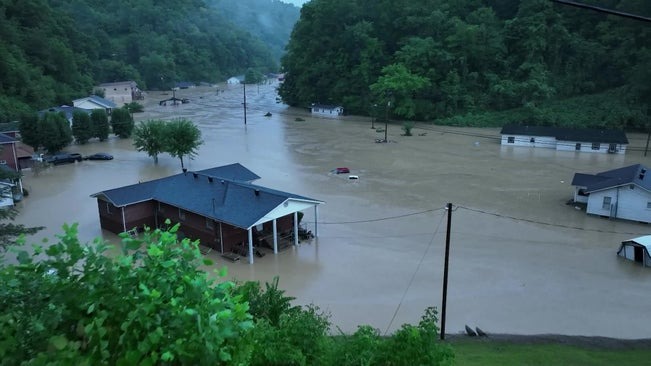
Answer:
[{"left": 12, "top": 81, "right": 651, "bottom": 338}]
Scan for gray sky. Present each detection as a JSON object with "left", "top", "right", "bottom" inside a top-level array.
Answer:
[{"left": 281, "top": 0, "right": 308, "bottom": 7}]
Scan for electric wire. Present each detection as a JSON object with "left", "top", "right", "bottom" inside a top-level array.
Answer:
[
  {"left": 317, "top": 207, "right": 446, "bottom": 225},
  {"left": 383, "top": 210, "right": 446, "bottom": 336}
]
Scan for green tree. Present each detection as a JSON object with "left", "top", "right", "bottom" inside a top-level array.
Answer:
[
  {"left": 90, "top": 109, "right": 109, "bottom": 142},
  {"left": 244, "top": 68, "right": 265, "bottom": 84},
  {"left": 0, "top": 223, "right": 253, "bottom": 364},
  {"left": 110, "top": 107, "right": 134, "bottom": 138},
  {"left": 370, "top": 63, "right": 430, "bottom": 119},
  {"left": 18, "top": 112, "right": 41, "bottom": 150},
  {"left": 39, "top": 112, "right": 72, "bottom": 154},
  {"left": 71, "top": 111, "right": 92, "bottom": 144},
  {"left": 133, "top": 119, "right": 166, "bottom": 164},
  {"left": 0, "top": 167, "right": 42, "bottom": 251},
  {"left": 164, "top": 118, "right": 203, "bottom": 170}
]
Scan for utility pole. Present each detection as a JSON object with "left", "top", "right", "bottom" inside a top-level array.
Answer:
[
  {"left": 371, "top": 104, "right": 377, "bottom": 129},
  {"left": 440, "top": 202, "right": 452, "bottom": 340},
  {"left": 384, "top": 100, "right": 390, "bottom": 142},
  {"left": 243, "top": 82, "right": 247, "bottom": 126}
]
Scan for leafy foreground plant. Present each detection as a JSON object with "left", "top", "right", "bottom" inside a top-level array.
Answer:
[{"left": 0, "top": 223, "right": 253, "bottom": 365}]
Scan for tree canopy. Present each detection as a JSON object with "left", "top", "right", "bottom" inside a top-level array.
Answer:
[{"left": 279, "top": 0, "right": 651, "bottom": 129}]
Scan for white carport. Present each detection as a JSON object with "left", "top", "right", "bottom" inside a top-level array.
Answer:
[{"left": 617, "top": 236, "right": 651, "bottom": 267}]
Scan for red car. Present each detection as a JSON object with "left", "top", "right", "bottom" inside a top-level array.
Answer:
[{"left": 333, "top": 167, "right": 350, "bottom": 174}]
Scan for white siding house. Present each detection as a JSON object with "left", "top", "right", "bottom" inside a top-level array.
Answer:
[
  {"left": 571, "top": 164, "right": 651, "bottom": 223},
  {"left": 310, "top": 104, "right": 344, "bottom": 117},
  {"left": 227, "top": 76, "right": 243, "bottom": 84},
  {"left": 72, "top": 95, "right": 117, "bottom": 115},
  {"left": 500, "top": 125, "right": 628, "bottom": 154}
]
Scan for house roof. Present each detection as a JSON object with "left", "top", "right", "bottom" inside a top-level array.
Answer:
[
  {"left": 0, "top": 133, "right": 16, "bottom": 145},
  {"left": 99, "top": 81, "right": 138, "bottom": 88},
  {"left": 571, "top": 164, "right": 651, "bottom": 193},
  {"left": 175, "top": 81, "right": 196, "bottom": 88},
  {"left": 500, "top": 125, "right": 629, "bottom": 144},
  {"left": 73, "top": 95, "right": 117, "bottom": 109},
  {"left": 39, "top": 105, "right": 92, "bottom": 121},
  {"left": 622, "top": 236, "right": 651, "bottom": 250},
  {"left": 91, "top": 163, "right": 322, "bottom": 229},
  {"left": 0, "top": 121, "right": 19, "bottom": 133},
  {"left": 311, "top": 104, "right": 343, "bottom": 110}
]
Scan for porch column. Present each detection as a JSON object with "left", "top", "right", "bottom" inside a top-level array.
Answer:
[
  {"left": 272, "top": 219, "right": 278, "bottom": 254},
  {"left": 247, "top": 228, "right": 254, "bottom": 264},
  {"left": 314, "top": 205, "right": 319, "bottom": 237},
  {"left": 219, "top": 223, "right": 224, "bottom": 253},
  {"left": 293, "top": 212, "right": 299, "bottom": 246},
  {"left": 121, "top": 207, "right": 127, "bottom": 232}
]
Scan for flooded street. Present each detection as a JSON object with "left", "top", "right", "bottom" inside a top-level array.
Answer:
[{"left": 13, "top": 81, "right": 651, "bottom": 338}]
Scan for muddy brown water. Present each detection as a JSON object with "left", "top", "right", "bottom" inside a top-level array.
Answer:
[{"left": 11, "top": 82, "right": 651, "bottom": 338}]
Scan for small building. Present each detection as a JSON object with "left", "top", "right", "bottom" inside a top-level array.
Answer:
[
  {"left": 500, "top": 125, "right": 628, "bottom": 154},
  {"left": 0, "top": 123, "right": 34, "bottom": 170},
  {"left": 311, "top": 104, "right": 344, "bottom": 117},
  {"left": 617, "top": 236, "right": 651, "bottom": 267},
  {"left": 96, "top": 81, "right": 143, "bottom": 105},
  {"left": 72, "top": 95, "right": 117, "bottom": 115},
  {"left": 38, "top": 105, "right": 92, "bottom": 127},
  {"left": 90, "top": 163, "right": 323, "bottom": 264},
  {"left": 175, "top": 81, "right": 196, "bottom": 89},
  {"left": 227, "top": 76, "right": 243, "bottom": 85},
  {"left": 571, "top": 164, "right": 651, "bottom": 223}
]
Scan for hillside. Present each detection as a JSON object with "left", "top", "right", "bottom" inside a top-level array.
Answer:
[
  {"left": 0, "top": 0, "right": 298, "bottom": 122},
  {"left": 279, "top": 0, "right": 651, "bottom": 130}
]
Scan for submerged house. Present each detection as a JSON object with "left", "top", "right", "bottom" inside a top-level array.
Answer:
[
  {"left": 571, "top": 164, "right": 651, "bottom": 223},
  {"left": 96, "top": 81, "right": 143, "bottom": 105},
  {"left": 500, "top": 125, "right": 628, "bottom": 154},
  {"left": 310, "top": 104, "right": 344, "bottom": 117},
  {"left": 617, "top": 236, "right": 651, "bottom": 267},
  {"left": 91, "top": 163, "right": 323, "bottom": 263},
  {"left": 72, "top": 95, "right": 117, "bottom": 115}
]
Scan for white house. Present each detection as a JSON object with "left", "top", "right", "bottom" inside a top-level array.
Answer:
[
  {"left": 310, "top": 104, "right": 344, "bottom": 117},
  {"left": 96, "top": 81, "right": 142, "bottom": 105},
  {"left": 72, "top": 95, "right": 117, "bottom": 115},
  {"left": 617, "top": 236, "right": 651, "bottom": 267},
  {"left": 227, "top": 76, "right": 243, "bottom": 84},
  {"left": 500, "top": 125, "right": 628, "bottom": 154},
  {"left": 571, "top": 164, "right": 651, "bottom": 223},
  {"left": 38, "top": 106, "right": 92, "bottom": 127}
]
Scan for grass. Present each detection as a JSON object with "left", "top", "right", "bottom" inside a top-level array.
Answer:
[{"left": 450, "top": 340, "right": 651, "bottom": 366}]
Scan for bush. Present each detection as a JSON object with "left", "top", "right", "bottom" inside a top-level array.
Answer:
[{"left": 402, "top": 122, "right": 414, "bottom": 136}]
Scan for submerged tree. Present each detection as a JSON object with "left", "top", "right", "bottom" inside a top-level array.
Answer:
[
  {"left": 110, "top": 107, "right": 134, "bottom": 138},
  {"left": 90, "top": 109, "right": 110, "bottom": 142},
  {"left": 39, "top": 112, "right": 72, "bottom": 154},
  {"left": 132, "top": 119, "right": 167, "bottom": 164},
  {"left": 164, "top": 118, "right": 203, "bottom": 170},
  {"left": 72, "top": 111, "right": 92, "bottom": 144}
]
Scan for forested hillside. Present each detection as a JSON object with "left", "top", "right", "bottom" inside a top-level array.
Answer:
[
  {"left": 0, "top": 0, "right": 296, "bottom": 122},
  {"left": 279, "top": 0, "right": 651, "bottom": 129}
]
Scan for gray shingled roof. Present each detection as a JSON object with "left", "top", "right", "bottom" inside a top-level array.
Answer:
[
  {"left": 500, "top": 125, "right": 629, "bottom": 144},
  {"left": 91, "top": 164, "right": 322, "bottom": 229},
  {"left": 0, "top": 133, "right": 16, "bottom": 144},
  {"left": 571, "top": 164, "right": 651, "bottom": 193}
]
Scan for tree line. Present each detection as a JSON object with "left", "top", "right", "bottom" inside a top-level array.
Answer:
[
  {"left": 0, "top": 0, "right": 296, "bottom": 122},
  {"left": 279, "top": 0, "right": 651, "bottom": 129}
]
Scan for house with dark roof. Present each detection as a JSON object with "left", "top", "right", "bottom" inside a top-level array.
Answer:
[
  {"left": 311, "top": 104, "right": 344, "bottom": 117},
  {"left": 571, "top": 164, "right": 651, "bottom": 223},
  {"left": 38, "top": 105, "right": 92, "bottom": 127},
  {"left": 91, "top": 163, "right": 323, "bottom": 263},
  {"left": 500, "top": 125, "right": 628, "bottom": 154}
]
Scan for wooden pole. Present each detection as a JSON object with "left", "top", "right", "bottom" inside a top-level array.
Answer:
[{"left": 440, "top": 202, "right": 452, "bottom": 340}]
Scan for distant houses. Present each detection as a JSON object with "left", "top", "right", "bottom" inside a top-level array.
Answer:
[
  {"left": 227, "top": 76, "right": 244, "bottom": 84},
  {"left": 500, "top": 125, "right": 628, "bottom": 154},
  {"left": 571, "top": 164, "right": 651, "bottom": 224},
  {"left": 310, "top": 104, "right": 344, "bottom": 117},
  {"left": 96, "top": 81, "right": 143, "bottom": 105}
]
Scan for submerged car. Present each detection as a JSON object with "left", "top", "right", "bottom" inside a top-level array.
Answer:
[
  {"left": 45, "top": 153, "right": 82, "bottom": 165},
  {"left": 84, "top": 153, "right": 113, "bottom": 161}
]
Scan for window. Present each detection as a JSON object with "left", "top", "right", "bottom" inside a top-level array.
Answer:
[
  {"left": 529, "top": 137, "right": 535, "bottom": 143},
  {"left": 602, "top": 197, "right": 611, "bottom": 210},
  {"left": 106, "top": 202, "right": 112, "bottom": 214},
  {"left": 179, "top": 209, "right": 186, "bottom": 221},
  {"left": 507, "top": 137, "right": 515, "bottom": 144},
  {"left": 647, "top": 202, "right": 651, "bottom": 209},
  {"left": 206, "top": 218, "right": 214, "bottom": 230},
  {"left": 575, "top": 143, "right": 581, "bottom": 151},
  {"left": 591, "top": 143, "right": 600, "bottom": 150}
]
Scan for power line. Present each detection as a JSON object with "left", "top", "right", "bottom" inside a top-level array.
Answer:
[
  {"left": 318, "top": 207, "right": 446, "bottom": 225},
  {"left": 550, "top": 0, "right": 651, "bottom": 23}
]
